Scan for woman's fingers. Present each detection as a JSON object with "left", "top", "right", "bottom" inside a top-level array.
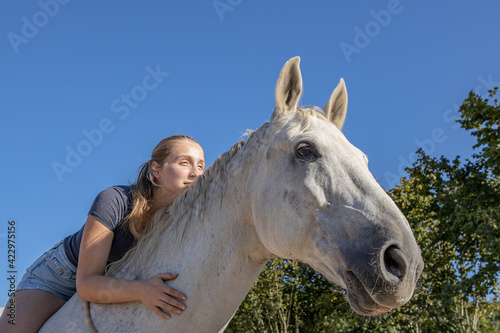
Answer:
[
  {"left": 139, "top": 272, "right": 189, "bottom": 319},
  {"left": 152, "top": 306, "right": 172, "bottom": 319},
  {"left": 157, "top": 297, "right": 185, "bottom": 315},
  {"left": 160, "top": 294, "right": 186, "bottom": 312},
  {"left": 161, "top": 285, "right": 187, "bottom": 303},
  {"left": 156, "top": 273, "right": 187, "bottom": 302},
  {"left": 143, "top": 272, "right": 187, "bottom": 318},
  {"left": 157, "top": 272, "right": 178, "bottom": 281}
]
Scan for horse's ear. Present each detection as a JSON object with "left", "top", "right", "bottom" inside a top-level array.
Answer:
[
  {"left": 273, "top": 56, "right": 303, "bottom": 118},
  {"left": 323, "top": 78, "right": 348, "bottom": 129}
]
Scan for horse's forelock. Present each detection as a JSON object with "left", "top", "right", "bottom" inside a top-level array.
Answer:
[{"left": 272, "top": 106, "right": 330, "bottom": 136}]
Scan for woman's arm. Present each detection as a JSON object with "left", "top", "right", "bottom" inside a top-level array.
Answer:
[{"left": 76, "top": 215, "right": 187, "bottom": 319}]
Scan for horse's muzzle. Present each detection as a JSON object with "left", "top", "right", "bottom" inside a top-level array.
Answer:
[{"left": 345, "top": 243, "right": 424, "bottom": 316}]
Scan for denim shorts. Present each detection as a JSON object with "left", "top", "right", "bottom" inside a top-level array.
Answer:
[{"left": 17, "top": 240, "right": 77, "bottom": 301}]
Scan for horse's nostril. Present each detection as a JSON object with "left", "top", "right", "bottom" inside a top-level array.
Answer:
[{"left": 383, "top": 245, "right": 406, "bottom": 280}]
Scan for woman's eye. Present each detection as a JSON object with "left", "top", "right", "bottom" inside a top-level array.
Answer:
[{"left": 296, "top": 143, "right": 318, "bottom": 161}]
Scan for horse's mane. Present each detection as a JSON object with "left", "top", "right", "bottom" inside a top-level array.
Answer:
[
  {"left": 107, "top": 107, "right": 328, "bottom": 277},
  {"left": 107, "top": 136, "right": 251, "bottom": 276}
]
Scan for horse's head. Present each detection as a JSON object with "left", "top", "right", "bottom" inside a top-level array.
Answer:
[{"left": 248, "top": 57, "right": 423, "bottom": 316}]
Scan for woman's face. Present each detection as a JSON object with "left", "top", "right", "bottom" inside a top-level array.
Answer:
[{"left": 152, "top": 140, "right": 205, "bottom": 200}]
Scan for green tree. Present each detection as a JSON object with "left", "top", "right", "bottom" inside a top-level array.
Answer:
[{"left": 386, "top": 87, "right": 500, "bottom": 332}]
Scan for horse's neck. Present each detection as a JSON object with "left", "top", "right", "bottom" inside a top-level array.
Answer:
[{"left": 136, "top": 170, "right": 270, "bottom": 330}]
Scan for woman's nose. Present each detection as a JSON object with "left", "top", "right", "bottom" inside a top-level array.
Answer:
[{"left": 189, "top": 168, "right": 201, "bottom": 178}]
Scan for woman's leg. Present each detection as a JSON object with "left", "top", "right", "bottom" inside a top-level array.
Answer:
[{"left": 0, "top": 289, "right": 66, "bottom": 333}]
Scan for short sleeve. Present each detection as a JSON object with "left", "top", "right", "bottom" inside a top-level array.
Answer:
[{"left": 88, "top": 186, "right": 130, "bottom": 231}]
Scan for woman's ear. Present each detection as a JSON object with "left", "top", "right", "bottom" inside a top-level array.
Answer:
[{"left": 151, "top": 161, "right": 161, "bottom": 179}]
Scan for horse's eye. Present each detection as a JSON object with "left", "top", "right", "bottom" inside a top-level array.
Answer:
[{"left": 296, "top": 143, "right": 318, "bottom": 161}]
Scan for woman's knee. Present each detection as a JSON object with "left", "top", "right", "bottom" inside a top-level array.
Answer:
[{"left": 0, "top": 289, "right": 66, "bottom": 333}]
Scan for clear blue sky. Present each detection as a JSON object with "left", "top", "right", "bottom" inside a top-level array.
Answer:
[{"left": 1, "top": 0, "right": 499, "bottom": 305}]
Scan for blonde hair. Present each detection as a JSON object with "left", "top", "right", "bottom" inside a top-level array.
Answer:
[{"left": 126, "top": 135, "right": 202, "bottom": 239}]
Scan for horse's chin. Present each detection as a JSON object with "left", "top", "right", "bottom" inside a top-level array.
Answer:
[{"left": 345, "top": 271, "right": 393, "bottom": 316}]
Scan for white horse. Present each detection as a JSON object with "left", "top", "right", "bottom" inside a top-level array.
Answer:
[{"left": 40, "top": 57, "right": 423, "bottom": 332}]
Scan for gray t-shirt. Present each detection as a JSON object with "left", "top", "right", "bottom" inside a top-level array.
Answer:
[{"left": 63, "top": 186, "right": 135, "bottom": 267}]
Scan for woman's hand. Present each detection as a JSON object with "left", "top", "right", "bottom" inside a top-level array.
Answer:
[
  {"left": 76, "top": 216, "right": 187, "bottom": 320},
  {"left": 137, "top": 273, "right": 187, "bottom": 319}
]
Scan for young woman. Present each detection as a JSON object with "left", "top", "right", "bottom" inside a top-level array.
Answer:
[{"left": 0, "top": 135, "right": 206, "bottom": 332}]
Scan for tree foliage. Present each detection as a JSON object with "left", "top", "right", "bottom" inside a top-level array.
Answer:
[{"left": 227, "top": 88, "right": 499, "bottom": 332}]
